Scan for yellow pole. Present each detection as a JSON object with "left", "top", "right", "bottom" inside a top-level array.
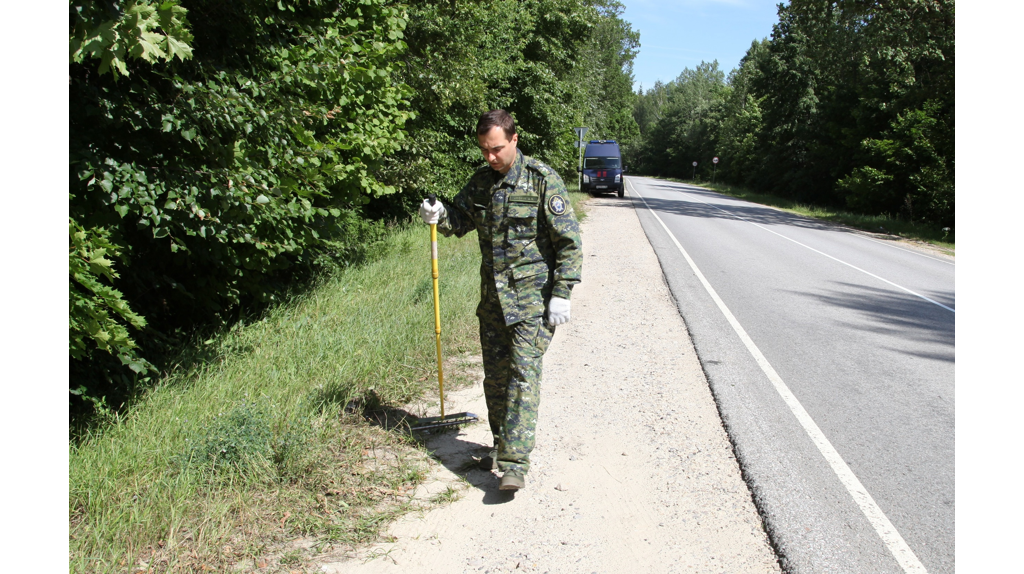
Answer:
[{"left": 430, "top": 218, "right": 445, "bottom": 420}]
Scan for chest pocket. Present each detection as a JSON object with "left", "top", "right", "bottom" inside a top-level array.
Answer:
[{"left": 506, "top": 193, "right": 538, "bottom": 241}]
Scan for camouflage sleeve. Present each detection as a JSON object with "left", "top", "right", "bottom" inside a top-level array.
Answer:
[
  {"left": 436, "top": 177, "right": 477, "bottom": 238},
  {"left": 540, "top": 170, "right": 582, "bottom": 300}
]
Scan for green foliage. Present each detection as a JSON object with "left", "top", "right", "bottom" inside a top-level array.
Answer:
[
  {"left": 630, "top": 61, "right": 727, "bottom": 178},
  {"left": 381, "top": 0, "right": 639, "bottom": 206},
  {"left": 838, "top": 166, "right": 895, "bottom": 213},
  {"left": 68, "top": 218, "right": 153, "bottom": 376},
  {"left": 70, "top": 0, "right": 413, "bottom": 409},
  {"left": 572, "top": 1, "right": 642, "bottom": 153},
  {"left": 839, "top": 100, "right": 954, "bottom": 224},
  {"left": 70, "top": 0, "right": 640, "bottom": 417},
  {"left": 70, "top": 0, "right": 194, "bottom": 78},
  {"left": 631, "top": 0, "right": 954, "bottom": 227}
]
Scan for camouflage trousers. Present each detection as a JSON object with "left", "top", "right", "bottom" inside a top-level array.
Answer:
[{"left": 478, "top": 302, "right": 555, "bottom": 476}]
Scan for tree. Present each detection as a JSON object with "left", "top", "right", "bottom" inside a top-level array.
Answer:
[
  {"left": 633, "top": 0, "right": 954, "bottom": 226},
  {"left": 750, "top": 0, "right": 954, "bottom": 212},
  {"left": 632, "top": 61, "right": 727, "bottom": 179},
  {"left": 379, "top": 0, "right": 640, "bottom": 208},
  {"left": 70, "top": 0, "right": 412, "bottom": 410},
  {"left": 714, "top": 40, "right": 769, "bottom": 187}
]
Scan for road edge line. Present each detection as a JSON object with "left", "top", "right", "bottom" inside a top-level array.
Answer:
[
  {"left": 626, "top": 177, "right": 929, "bottom": 574},
  {"left": 678, "top": 187, "right": 954, "bottom": 313}
]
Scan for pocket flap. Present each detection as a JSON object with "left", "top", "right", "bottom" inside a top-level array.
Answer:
[
  {"left": 512, "top": 260, "right": 548, "bottom": 280},
  {"left": 506, "top": 202, "right": 538, "bottom": 219}
]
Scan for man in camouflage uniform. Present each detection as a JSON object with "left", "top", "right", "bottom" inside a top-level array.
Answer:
[{"left": 419, "top": 109, "right": 582, "bottom": 491}]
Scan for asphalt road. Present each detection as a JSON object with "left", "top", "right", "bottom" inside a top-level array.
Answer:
[{"left": 622, "top": 176, "right": 955, "bottom": 574}]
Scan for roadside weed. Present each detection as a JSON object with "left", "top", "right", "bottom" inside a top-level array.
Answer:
[{"left": 430, "top": 485, "right": 462, "bottom": 506}]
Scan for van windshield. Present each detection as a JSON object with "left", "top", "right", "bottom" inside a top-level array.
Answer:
[{"left": 584, "top": 157, "right": 621, "bottom": 169}]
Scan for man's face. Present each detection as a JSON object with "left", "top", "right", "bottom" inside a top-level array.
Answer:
[{"left": 478, "top": 126, "right": 519, "bottom": 174}]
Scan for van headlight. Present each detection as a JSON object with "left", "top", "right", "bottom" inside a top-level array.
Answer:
[
  {"left": 582, "top": 174, "right": 590, "bottom": 183},
  {"left": 614, "top": 174, "right": 621, "bottom": 183}
]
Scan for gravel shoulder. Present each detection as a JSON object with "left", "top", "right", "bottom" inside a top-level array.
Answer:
[{"left": 318, "top": 195, "right": 781, "bottom": 573}]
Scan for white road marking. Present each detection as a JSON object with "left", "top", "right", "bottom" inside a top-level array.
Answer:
[
  {"left": 635, "top": 179, "right": 954, "bottom": 313},
  {"left": 662, "top": 179, "right": 955, "bottom": 267},
  {"left": 626, "top": 177, "right": 929, "bottom": 574},
  {"left": 855, "top": 234, "right": 954, "bottom": 266}
]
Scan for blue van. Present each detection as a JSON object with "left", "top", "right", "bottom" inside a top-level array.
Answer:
[{"left": 578, "top": 140, "right": 625, "bottom": 197}]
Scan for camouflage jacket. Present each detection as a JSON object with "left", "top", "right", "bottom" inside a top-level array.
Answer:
[{"left": 438, "top": 149, "right": 582, "bottom": 325}]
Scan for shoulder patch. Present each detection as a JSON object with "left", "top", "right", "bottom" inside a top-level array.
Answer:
[{"left": 548, "top": 194, "right": 568, "bottom": 216}]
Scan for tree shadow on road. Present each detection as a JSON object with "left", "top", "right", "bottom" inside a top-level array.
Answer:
[
  {"left": 787, "top": 281, "right": 955, "bottom": 359},
  {"left": 604, "top": 179, "right": 903, "bottom": 242}
]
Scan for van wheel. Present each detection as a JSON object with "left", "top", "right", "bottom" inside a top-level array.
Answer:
[{"left": 617, "top": 186, "right": 624, "bottom": 198}]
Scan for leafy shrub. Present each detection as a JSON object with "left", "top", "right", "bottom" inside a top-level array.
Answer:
[
  {"left": 839, "top": 166, "right": 898, "bottom": 215},
  {"left": 70, "top": 0, "right": 412, "bottom": 410},
  {"left": 840, "top": 101, "right": 954, "bottom": 225},
  {"left": 70, "top": 0, "right": 193, "bottom": 77}
]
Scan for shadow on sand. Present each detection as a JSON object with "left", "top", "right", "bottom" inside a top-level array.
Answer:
[{"left": 360, "top": 404, "right": 517, "bottom": 504}]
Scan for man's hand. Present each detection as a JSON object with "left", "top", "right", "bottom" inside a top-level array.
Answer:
[
  {"left": 546, "top": 297, "right": 571, "bottom": 326},
  {"left": 419, "top": 198, "right": 446, "bottom": 225}
]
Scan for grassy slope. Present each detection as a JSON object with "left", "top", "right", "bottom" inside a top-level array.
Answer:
[
  {"left": 70, "top": 191, "right": 589, "bottom": 573},
  {"left": 70, "top": 223, "right": 482, "bottom": 572},
  {"left": 677, "top": 180, "right": 955, "bottom": 252}
]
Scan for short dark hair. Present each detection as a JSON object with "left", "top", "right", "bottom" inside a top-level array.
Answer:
[{"left": 476, "top": 109, "right": 516, "bottom": 139}]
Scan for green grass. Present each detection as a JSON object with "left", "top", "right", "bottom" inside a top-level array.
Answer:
[
  {"left": 69, "top": 223, "right": 486, "bottom": 573},
  {"left": 69, "top": 194, "right": 591, "bottom": 573},
  {"left": 669, "top": 179, "right": 954, "bottom": 252},
  {"left": 566, "top": 187, "right": 589, "bottom": 220}
]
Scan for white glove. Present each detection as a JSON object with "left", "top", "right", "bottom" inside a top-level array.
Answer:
[
  {"left": 546, "top": 297, "right": 571, "bottom": 326},
  {"left": 418, "top": 198, "right": 446, "bottom": 225}
]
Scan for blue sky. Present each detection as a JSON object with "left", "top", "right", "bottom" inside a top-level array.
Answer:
[{"left": 620, "top": 0, "right": 787, "bottom": 92}]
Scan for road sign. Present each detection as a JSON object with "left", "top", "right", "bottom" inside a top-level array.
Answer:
[
  {"left": 692, "top": 161, "right": 698, "bottom": 167},
  {"left": 573, "top": 127, "right": 589, "bottom": 139},
  {"left": 713, "top": 157, "right": 719, "bottom": 164}
]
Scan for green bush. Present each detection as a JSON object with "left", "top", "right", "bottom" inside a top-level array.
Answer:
[
  {"left": 840, "top": 101, "right": 954, "bottom": 225},
  {"left": 70, "top": 0, "right": 412, "bottom": 408}
]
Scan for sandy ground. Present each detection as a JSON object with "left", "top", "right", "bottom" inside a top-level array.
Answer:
[{"left": 317, "top": 195, "right": 781, "bottom": 573}]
